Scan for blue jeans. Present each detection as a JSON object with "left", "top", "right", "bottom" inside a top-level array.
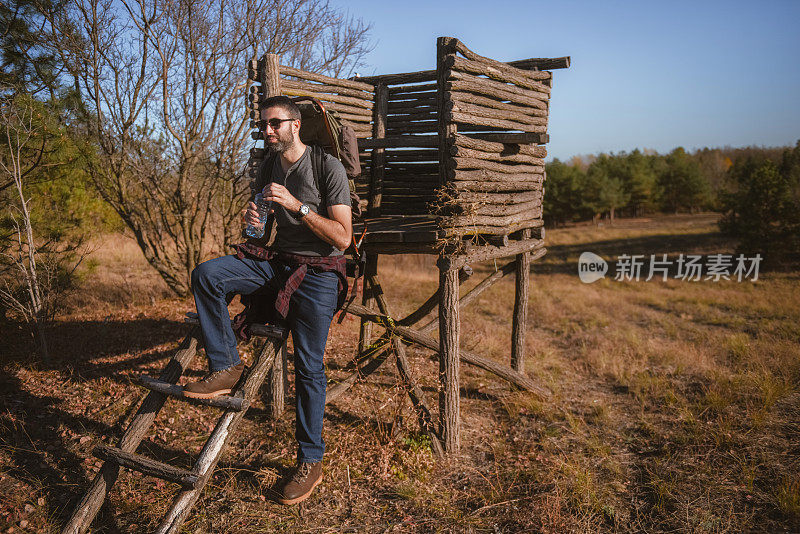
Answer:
[{"left": 191, "top": 254, "right": 339, "bottom": 463}]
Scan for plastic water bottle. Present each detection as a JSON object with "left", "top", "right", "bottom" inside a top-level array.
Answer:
[{"left": 245, "top": 193, "right": 272, "bottom": 239}]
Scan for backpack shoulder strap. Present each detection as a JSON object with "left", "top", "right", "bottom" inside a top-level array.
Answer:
[
  {"left": 254, "top": 151, "right": 279, "bottom": 197},
  {"left": 252, "top": 152, "right": 278, "bottom": 243},
  {"left": 310, "top": 144, "right": 327, "bottom": 203}
]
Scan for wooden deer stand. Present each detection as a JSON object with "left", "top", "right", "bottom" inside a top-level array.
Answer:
[{"left": 63, "top": 36, "right": 568, "bottom": 533}]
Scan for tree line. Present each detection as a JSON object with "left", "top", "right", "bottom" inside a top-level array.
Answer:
[{"left": 544, "top": 142, "right": 800, "bottom": 263}]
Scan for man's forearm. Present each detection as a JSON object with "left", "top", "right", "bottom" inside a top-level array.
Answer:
[{"left": 301, "top": 210, "right": 351, "bottom": 251}]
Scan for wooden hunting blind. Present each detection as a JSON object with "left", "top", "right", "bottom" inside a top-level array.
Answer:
[
  {"left": 246, "top": 36, "right": 569, "bottom": 452},
  {"left": 63, "top": 36, "right": 569, "bottom": 533}
]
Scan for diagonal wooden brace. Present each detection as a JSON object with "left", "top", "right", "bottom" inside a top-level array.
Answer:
[
  {"left": 367, "top": 275, "right": 445, "bottom": 457},
  {"left": 343, "top": 302, "right": 550, "bottom": 398}
]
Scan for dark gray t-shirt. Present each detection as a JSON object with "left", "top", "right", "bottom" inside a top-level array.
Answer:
[{"left": 268, "top": 146, "right": 350, "bottom": 257}]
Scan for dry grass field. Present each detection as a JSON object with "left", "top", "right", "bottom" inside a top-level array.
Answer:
[{"left": 1, "top": 213, "right": 799, "bottom": 533}]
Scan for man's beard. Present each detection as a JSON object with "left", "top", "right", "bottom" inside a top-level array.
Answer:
[{"left": 266, "top": 131, "right": 294, "bottom": 153}]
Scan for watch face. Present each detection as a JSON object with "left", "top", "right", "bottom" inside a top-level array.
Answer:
[{"left": 299, "top": 204, "right": 310, "bottom": 217}]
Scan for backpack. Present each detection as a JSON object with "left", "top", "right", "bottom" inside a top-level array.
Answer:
[{"left": 292, "top": 96, "right": 363, "bottom": 219}]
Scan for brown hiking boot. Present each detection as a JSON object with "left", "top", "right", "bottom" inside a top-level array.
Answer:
[
  {"left": 183, "top": 363, "right": 244, "bottom": 399},
  {"left": 277, "top": 462, "right": 323, "bottom": 505}
]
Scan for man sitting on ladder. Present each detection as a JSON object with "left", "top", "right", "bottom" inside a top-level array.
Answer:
[{"left": 184, "top": 95, "right": 352, "bottom": 505}]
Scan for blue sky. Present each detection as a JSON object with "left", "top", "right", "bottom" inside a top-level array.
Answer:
[{"left": 342, "top": 0, "right": 800, "bottom": 161}]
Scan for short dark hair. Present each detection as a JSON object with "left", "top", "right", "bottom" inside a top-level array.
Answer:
[{"left": 261, "top": 95, "right": 301, "bottom": 121}]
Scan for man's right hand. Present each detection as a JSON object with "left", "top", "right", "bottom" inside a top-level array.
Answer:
[{"left": 242, "top": 202, "right": 262, "bottom": 227}]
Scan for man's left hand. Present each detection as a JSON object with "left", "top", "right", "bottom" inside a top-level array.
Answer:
[{"left": 263, "top": 183, "right": 302, "bottom": 215}]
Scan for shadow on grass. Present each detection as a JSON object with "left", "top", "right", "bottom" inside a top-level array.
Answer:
[
  {"left": 1, "top": 317, "right": 189, "bottom": 377},
  {"left": 534, "top": 231, "right": 735, "bottom": 275},
  {"left": 0, "top": 371, "right": 125, "bottom": 531}
]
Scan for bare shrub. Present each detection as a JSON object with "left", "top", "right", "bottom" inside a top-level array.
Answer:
[{"left": 41, "top": 0, "right": 372, "bottom": 295}]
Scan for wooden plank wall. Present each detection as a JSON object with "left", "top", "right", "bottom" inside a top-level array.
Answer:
[{"left": 438, "top": 39, "right": 551, "bottom": 238}]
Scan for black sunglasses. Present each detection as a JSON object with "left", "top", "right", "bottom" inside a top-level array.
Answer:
[{"left": 265, "top": 118, "right": 296, "bottom": 130}]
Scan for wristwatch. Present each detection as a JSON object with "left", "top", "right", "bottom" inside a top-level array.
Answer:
[{"left": 296, "top": 203, "right": 310, "bottom": 219}]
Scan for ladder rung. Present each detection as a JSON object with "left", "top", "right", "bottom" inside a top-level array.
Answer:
[
  {"left": 184, "top": 311, "right": 287, "bottom": 340},
  {"left": 138, "top": 375, "right": 250, "bottom": 411},
  {"left": 94, "top": 445, "right": 199, "bottom": 488}
]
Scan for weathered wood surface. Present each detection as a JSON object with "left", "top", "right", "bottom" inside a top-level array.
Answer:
[
  {"left": 449, "top": 91, "right": 549, "bottom": 117},
  {"left": 447, "top": 100, "right": 548, "bottom": 127},
  {"left": 282, "top": 87, "right": 373, "bottom": 113},
  {"left": 353, "top": 70, "right": 437, "bottom": 85},
  {"left": 311, "top": 100, "right": 373, "bottom": 117},
  {"left": 343, "top": 299, "right": 549, "bottom": 396},
  {"left": 387, "top": 109, "right": 438, "bottom": 121},
  {"left": 386, "top": 123, "right": 440, "bottom": 134},
  {"left": 280, "top": 64, "right": 373, "bottom": 92},
  {"left": 447, "top": 110, "right": 548, "bottom": 133},
  {"left": 441, "top": 209, "right": 543, "bottom": 229},
  {"left": 384, "top": 149, "right": 438, "bottom": 161},
  {"left": 358, "top": 135, "right": 438, "bottom": 149},
  {"left": 448, "top": 169, "right": 545, "bottom": 184},
  {"left": 388, "top": 82, "right": 438, "bottom": 94},
  {"left": 468, "top": 132, "right": 549, "bottom": 145},
  {"left": 138, "top": 376, "right": 249, "bottom": 411},
  {"left": 266, "top": 343, "right": 287, "bottom": 418},
  {"left": 448, "top": 176, "right": 544, "bottom": 190},
  {"left": 281, "top": 79, "right": 374, "bottom": 103},
  {"left": 446, "top": 55, "right": 552, "bottom": 95},
  {"left": 62, "top": 329, "right": 200, "bottom": 534},
  {"left": 387, "top": 102, "right": 437, "bottom": 114},
  {"left": 450, "top": 198, "right": 543, "bottom": 217},
  {"left": 448, "top": 189, "right": 542, "bottom": 205},
  {"left": 414, "top": 263, "right": 510, "bottom": 334},
  {"left": 327, "top": 111, "right": 372, "bottom": 125},
  {"left": 447, "top": 73, "right": 548, "bottom": 109},
  {"left": 388, "top": 89, "right": 437, "bottom": 100},
  {"left": 386, "top": 118, "right": 438, "bottom": 129},
  {"left": 94, "top": 445, "right": 199, "bottom": 488},
  {"left": 155, "top": 335, "right": 283, "bottom": 533},
  {"left": 512, "top": 231, "right": 531, "bottom": 373},
  {"left": 358, "top": 253, "right": 379, "bottom": 355},
  {"left": 507, "top": 56, "right": 571, "bottom": 71},
  {"left": 438, "top": 264, "right": 461, "bottom": 453},
  {"left": 438, "top": 36, "right": 458, "bottom": 189},
  {"left": 265, "top": 54, "right": 281, "bottom": 99},
  {"left": 369, "top": 84, "right": 388, "bottom": 216},
  {"left": 388, "top": 94, "right": 436, "bottom": 104},
  {"left": 449, "top": 42, "right": 553, "bottom": 85},
  {"left": 442, "top": 221, "right": 543, "bottom": 238},
  {"left": 449, "top": 157, "right": 545, "bottom": 174},
  {"left": 449, "top": 145, "right": 545, "bottom": 165},
  {"left": 453, "top": 133, "right": 548, "bottom": 157}
]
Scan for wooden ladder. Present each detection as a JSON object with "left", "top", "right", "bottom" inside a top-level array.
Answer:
[{"left": 62, "top": 318, "right": 288, "bottom": 534}]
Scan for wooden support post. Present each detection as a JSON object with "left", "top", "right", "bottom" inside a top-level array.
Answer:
[
  {"left": 437, "top": 36, "right": 460, "bottom": 453},
  {"left": 369, "top": 83, "right": 387, "bottom": 216},
  {"left": 266, "top": 342, "right": 287, "bottom": 417},
  {"left": 358, "top": 253, "right": 379, "bottom": 355},
  {"left": 438, "top": 264, "right": 460, "bottom": 453},
  {"left": 263, "top": 54, "right": 281, "bottom": 98},
  {"left": 62, "top": 329, "right": 200, "bottom": 534},
  {"left": 512, "top": 230, "right": 531, "bottom": 373}
]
